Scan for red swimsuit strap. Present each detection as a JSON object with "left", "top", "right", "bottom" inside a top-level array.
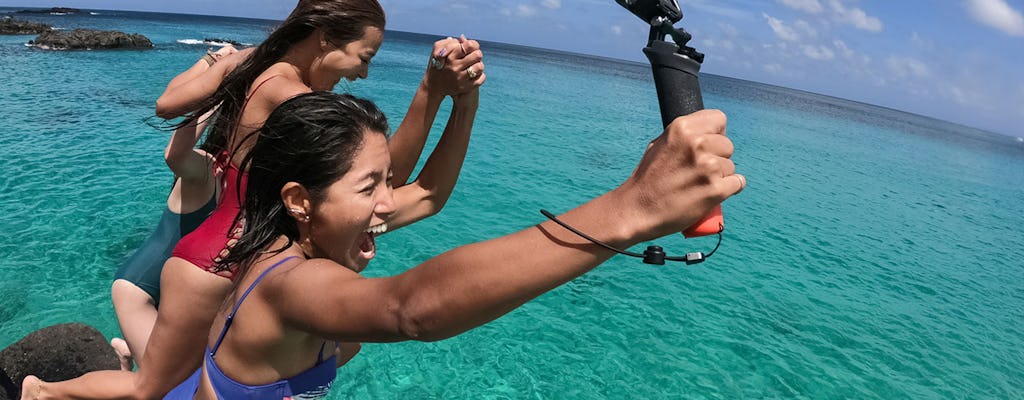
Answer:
[{"left": 222, "top": 74, "right": 283, "bottom": 167}]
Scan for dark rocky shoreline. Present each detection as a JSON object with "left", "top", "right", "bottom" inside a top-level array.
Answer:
[
  {"left": 13, "top": 7, "right": 83, "bottom": 15},
  {"left": 0, "top": 17, "right": 52, "bottom": 35},
  {"left": 29, "top": 29, "right": 153, "bottom": 50}
]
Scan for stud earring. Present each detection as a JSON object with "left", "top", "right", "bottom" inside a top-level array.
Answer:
[{"left": 289, "top": 208, "right": 311, "bottom": 222}]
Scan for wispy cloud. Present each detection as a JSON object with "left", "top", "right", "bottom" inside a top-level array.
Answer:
[
  {"left": 910, "top": 32, "right": 933, "bottom": 50},
  {"left": 764, "top": 13, "right": 800, "bottom": 41},
  {"left": 777, "top": 0, "right": 823, "bottom": 14},
  {"left": 793, "top": 19, "right": 817, "bottom": 38},
  {"left": 827, "top": 0, "right": 883, "bottom": 32},
  {"left": 965, "top": 0, "right": 1024, "bottom": 36},
  {"left": 763, "top": 63, "right": 784, "bottom": 74},
  {"left": 541, "top": 0, "right": 561, "bottom": 9},
  {"left": 802, "top": 44, "right": 835, "bottom": 60},
  {"left": 516, "top": 4, "right": 537, "bottom": 17},
  {"left": 887, "top": 56, "right": 930, "bottom": 79}
]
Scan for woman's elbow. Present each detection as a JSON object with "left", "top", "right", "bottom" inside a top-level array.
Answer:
[
  {"left": 394, "top": 299, "right": 449, "bottom": 342},
  {"left": 155, "top": 97, "right": 182, "bottom": 119},
  {"left": 421, "top": 187, "right": 453, "bottom": 217},
  {"left": 155, "top": 99, "right": 172, "bottom": 119}
]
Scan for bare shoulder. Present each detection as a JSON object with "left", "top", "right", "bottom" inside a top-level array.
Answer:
[
  {"left": 253, "top": 68, "right": 312, "bottom": 110},
  {"left": 261, "top": 257, "right": 365, "bottom": 303},
  {"left": 275, "top": 258, "right": 362, "bottom": 282}
]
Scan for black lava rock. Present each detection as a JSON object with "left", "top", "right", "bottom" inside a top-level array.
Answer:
[
  {"left": 29, "top": 28, "right": 153, "bottom": 50},
  {"left": 0, "top": 17, "right": 52, "bottom": 35},
  {"left": 0, "top": 323, "right": 119, "bottom": 399},
  {"left": 14, "top": 8, "right": 83, "bottom": 15}
]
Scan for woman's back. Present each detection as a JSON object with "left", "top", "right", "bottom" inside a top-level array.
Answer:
[{"left": 226, "top": 65, "right": 311, "bottom": 166}]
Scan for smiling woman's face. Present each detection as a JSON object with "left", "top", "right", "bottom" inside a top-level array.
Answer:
[
  {"left": 310, "top": 26, "right": 384, "bottom": 91},
  {"left": 307, "top": 130, "right": 394, "bottom": 272}
]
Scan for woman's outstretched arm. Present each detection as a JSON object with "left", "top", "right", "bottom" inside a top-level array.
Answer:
[{"left": 274, "top": 110, "right": 746, "bottom": 343}]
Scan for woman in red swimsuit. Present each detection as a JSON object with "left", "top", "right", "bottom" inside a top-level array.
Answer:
[{"left": 22, "top": 0, "right": 485, "bottom": 398}]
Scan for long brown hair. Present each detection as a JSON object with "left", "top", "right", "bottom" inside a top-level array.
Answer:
[
  {"left": 214, "top": 92, "right": 389, "bottom": 279},
  {"left": 184, "top": 0, "right": 386, "bottom": 156}
]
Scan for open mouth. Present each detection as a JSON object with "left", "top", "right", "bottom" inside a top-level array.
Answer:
[{"left": 358, "top": 222, "right": 388, "bottom": 260}]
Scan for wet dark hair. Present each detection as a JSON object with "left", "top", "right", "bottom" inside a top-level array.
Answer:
[
  {"left": 186, "top": 0, "right": 386, "bottom": 156},
  {"left": 215, "top": 91, "right": 389, "bottom": 278}
]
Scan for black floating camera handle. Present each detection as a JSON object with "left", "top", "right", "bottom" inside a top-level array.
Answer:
[
  {"left": 618, "top": 2, "right": 723, "bottom": 239},
  {"left": 644, "top": 21, "right": 705, "bottom": 126}
]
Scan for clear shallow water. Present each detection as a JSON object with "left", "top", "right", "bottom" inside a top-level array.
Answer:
[{"left": 2, "top": 8, "right": 1023, "bottom": 399}]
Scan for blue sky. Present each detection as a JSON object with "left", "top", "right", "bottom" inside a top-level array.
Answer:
[{"left": 12, "top": 0, "right": 1024, "bottom": 136}]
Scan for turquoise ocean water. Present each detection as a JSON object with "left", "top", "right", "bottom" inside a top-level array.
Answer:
[{"left": 2, "top": 9, "right": 1023, "bottom": 399}]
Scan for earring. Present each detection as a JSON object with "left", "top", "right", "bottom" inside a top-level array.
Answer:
[{"left": 289, "top": 208, "right": 311, "bottom": 222}]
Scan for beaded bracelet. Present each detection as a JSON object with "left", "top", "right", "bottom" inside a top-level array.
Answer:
[{"left": 200, "top": 50, "right": 217, "bottom": 66}]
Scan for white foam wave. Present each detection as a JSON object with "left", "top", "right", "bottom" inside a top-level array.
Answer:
[
  {"left": 90, "top": 12, "right": 100, "bottom": 15},
  {"left": 176, "top": 38, "right": 252, "bottom": 47}
]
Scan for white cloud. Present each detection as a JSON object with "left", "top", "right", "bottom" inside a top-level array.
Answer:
[
  {"left": 611, "top": 25, "right": 622, "bottom": 35},
  {"left": 541, "top": 0, "right": 561, "bottom": 9},
  {"left": 794, "top": 19, "right": 818, "bottom": 38},
  {"left": 833, "top": 39, "right": 854, "bottom": 58},
  {"left": 764, "top": 63, "right": 784, "bottom": 74},
  {"left": 703, "top": 38, "right": 737, "bottom": 52},
  {"left": 827, "top": 0, "right": 883, "bottom": 32},
  {"left": 802, "top": 44, "right": 835, "bottom": 60},
  {"left": 939, "top": 83, "right": 988, "bottom": 108},
  {"left": 516, "top": 4, "right": 537, "bottom": 17},
  {"left": 778, "top": 0, "right": 824, "bottom": 14},
  {"left": 965, "top": 0, "right": 1024, "bottom": 36},
  {"left": 719, "top": 22, "right": 740, "bottom": 37},
  {"left": 833, "top": 39, "right": 870, "bottom": 64},
  {"left": 887, "top": 56, "right": 930, "bottom": 79},
  {"left": 764, "top": 13, "right": 800, "bottom": 41},
  {"left": 910, "top": 32, "right": 933, "bottom": 50}
]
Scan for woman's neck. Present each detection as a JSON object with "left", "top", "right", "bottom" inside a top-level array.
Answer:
[{"left": 278, "top": 34, "right": 322, "bottom": 87}]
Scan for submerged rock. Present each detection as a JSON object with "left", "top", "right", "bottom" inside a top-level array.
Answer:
[
  {"left": 29, "top": 29, "right": 153, "bottom": 50},
  {"left": 0, "top": 17, "right": 52, "bottom": 35},
  {"left": 0, "top": 323, "right": 119, "bottom": 399}
]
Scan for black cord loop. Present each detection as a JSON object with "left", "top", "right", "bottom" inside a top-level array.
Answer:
[{"left": 540, "top": 210, "right": 721, "bottom": 265}]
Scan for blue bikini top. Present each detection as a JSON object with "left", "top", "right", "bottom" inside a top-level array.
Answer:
[{"left": 206, "top": 255, "right": 337, "bottom": 400}]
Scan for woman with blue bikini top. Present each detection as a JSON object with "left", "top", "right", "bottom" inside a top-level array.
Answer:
[{"left": 158, "top": 87, "right": 742, "bottom": 399}]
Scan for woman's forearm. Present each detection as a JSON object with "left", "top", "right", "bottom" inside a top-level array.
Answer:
[
  {"left": 164, "top": 58, "right": 212, "bottom": 95},
  {"left": 387, "top": 91, "right": 478, "bottom": 230},
  {"left": 388, "top": 82, "right": 446, "bottom": 187}
]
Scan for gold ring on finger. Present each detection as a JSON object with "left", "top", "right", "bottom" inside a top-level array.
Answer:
[{"left": 467, "top": 66, "right": 479, "bottom": 79}]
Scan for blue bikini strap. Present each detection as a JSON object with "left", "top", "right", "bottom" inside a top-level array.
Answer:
[{"left": 211, "top": 255, "right": 300, "bottom": 356}]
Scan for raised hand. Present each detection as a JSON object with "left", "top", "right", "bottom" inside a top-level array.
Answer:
[
  {"left": 423, "top": 35, "right": 486, "bottom": 98},
  {"left": 613, "top": 110, "right": 745, "bottom": 242}
]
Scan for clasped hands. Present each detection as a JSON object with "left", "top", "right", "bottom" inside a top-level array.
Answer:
[{"left": 424, "top": 35, "right": 486, "bottom": 99}]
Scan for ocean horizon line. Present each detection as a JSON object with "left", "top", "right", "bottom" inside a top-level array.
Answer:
[{"left": 5, "top": 5, "right": 1020, "bottom": 140}]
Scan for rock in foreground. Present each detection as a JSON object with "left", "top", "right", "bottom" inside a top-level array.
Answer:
[
  {"left": 29, "top": 28, "right": 153, "bottom": 50},
  {"left": 0, "top": 17, "right": 52, "bottom": 35},
  {"left": 0, "top": 323, "right": 119, "bottom": 399}
]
